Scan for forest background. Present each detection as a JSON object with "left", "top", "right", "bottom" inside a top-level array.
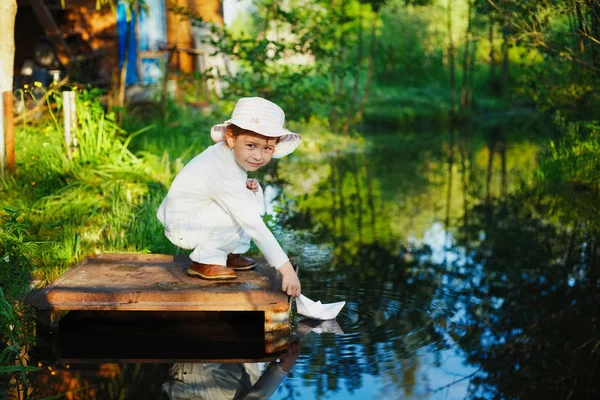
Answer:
[{"left": 1, "top": 0, "right": 599, "bottom": 395}]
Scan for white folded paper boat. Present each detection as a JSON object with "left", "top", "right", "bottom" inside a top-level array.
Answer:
[
  {"left": 296, "top": 319, "right": 345, "bottom": 340},
  {"left": 296, "top": 294, "right": 345, "bottom": 320}
]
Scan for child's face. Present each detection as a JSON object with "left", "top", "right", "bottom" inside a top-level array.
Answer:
[{"left": 226, "top": 132, "right": 277, "bottom": 172}]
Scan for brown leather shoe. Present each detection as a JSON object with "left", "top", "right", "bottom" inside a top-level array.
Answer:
[
  {"left": 226, "top": 254, "right": 257, "bottom": 270},
  {"left": 187, "top": 262, "right": 237, "bottom": 280}
]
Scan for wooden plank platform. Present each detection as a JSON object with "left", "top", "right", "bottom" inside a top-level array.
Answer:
[{"left": 26, "top": 254, "right": 291, "bottom": 353}]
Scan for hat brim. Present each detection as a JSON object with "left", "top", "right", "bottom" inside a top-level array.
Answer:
[{"left": 211, "top": 121, "right": 302, "bottom": 159}]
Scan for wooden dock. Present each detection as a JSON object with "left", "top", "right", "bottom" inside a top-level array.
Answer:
[{"left": 26, "top": 254, "right": 291, "bottom": 354}]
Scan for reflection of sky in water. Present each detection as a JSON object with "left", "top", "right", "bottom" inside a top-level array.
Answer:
[
  {"left": 265, "top": 176, "right": 486, "bottom": 397},
  {"left": 422, "top": 222, "right": 461, "bottom": 266},
  {"left": 269, "top": 214, "right": 485, "bottom": 399},
  {"left": 271, "top": 345, "right": 479, "bottom": 399}
]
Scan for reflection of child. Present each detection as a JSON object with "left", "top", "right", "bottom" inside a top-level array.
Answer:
[
  {"left": 157, "top": 97, "right": 301, "bottom": 296},
  {"left": 162, "top": 342, "right": 301, "bottom": 400}
]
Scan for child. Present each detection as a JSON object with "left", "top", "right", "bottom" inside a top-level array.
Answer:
[
  {"left": 156, "top": 97, "right": 302, "bottom": 297},
  {"left": 162, "top": 341, "right": 301, "bottom": 399}
]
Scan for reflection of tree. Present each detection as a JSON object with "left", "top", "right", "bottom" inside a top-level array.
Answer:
[
  {"left": 485, "top": 125, "right": 508, "bottom": 202},
  {"left": 448, "top": 197, "right": 600, "bottom": 399},
  {"left": 273, "top": 127, "right": 566, "bottom": 398},
  {"left": 275, "top": 149, "right": 454, "bottom": 397},
  {"left": 278, "top": 125, "right": 542, "bottom": 253},
  {"left": 295, "top": 244, "right": 448, "bottom": 399},
  {"left": 273, "top": 146, "right": 452, "bottom": 395}
]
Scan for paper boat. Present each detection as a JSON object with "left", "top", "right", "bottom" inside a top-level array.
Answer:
[
  {"left": 296, "top": 319, "right": 345, "bottom": 340},
  {"left": 296, "top": 294, "right": 345, "bottom": 320}
]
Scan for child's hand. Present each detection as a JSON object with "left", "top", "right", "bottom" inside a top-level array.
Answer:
[
  {"left": 246, "top": 179, "right": 259, "bottom": 193},
  {"left": 278, "top": 262, "right": 301, "bottom": 297}
]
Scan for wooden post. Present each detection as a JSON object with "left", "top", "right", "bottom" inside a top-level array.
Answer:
[
  {"left": 62, "top": 91, "right": 77, "bottom": 158},
  {"left": 0, "top": 91, "right": 4, "bottom": 178},
  {"left": 3, "top": 92, "right": 14, "bottom": 174}
]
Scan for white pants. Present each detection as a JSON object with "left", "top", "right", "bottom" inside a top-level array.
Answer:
[{"left": 164, "top": 186, "right": 264, "bottom": 266}]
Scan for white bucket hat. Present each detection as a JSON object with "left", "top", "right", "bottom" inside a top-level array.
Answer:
[{"left": 210, "top": 97, "right": 302, "bottom": 158}]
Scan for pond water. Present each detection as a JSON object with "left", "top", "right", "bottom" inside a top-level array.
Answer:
[{"left": 21, "top": 124, "right": 600, "bottom": 399}]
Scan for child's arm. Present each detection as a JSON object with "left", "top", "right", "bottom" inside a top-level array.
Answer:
[
  {"left": 278, "top": 261, "right": 301, "bottom": 297},
  {"left": 214, "top": 176, "right": 297, "bottom": 294}
]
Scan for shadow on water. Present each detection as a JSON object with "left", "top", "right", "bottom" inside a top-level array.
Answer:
[{"left": 14, "top": 121, "right": 600, "bottom": 399}]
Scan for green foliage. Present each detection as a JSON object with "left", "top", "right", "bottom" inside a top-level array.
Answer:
[
  {"left": 186, "top": 0, "right": 380, "bottom": 131},
  {"left": 538, "top": 117, "right": 600, "bottom": 225},
  {"left": 375, "top": 1, "right": 446, "bottom": 85},
  {"left": 0, "top": 287, "right": 38, "bottom": 398},
  {"left": 0, "top": 210, "right": 38, "bottom": 392},
  {"left": 0, "top": 209, "right": 35, "bottom": 301},
  {"left": 364, "top": 82, "right": 451, "bottom": 127},
  {"left": 542, "top": 119, "right": 600, "bottom": 188},
  {"left": 124, "top": 98, "right": 219, "bottom": 162}
]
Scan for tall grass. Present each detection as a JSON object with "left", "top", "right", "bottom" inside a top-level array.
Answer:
[
  {"left": 0, "top": 90, "right": 214, "bottom": 389},
  {"left": 0, "top": 209, "right": 38, "bottom": 397}
]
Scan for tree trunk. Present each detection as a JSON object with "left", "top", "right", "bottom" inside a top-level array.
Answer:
[
  {"left": 344, "top": 9, "right": 363, "bottom": 134},
  {"left": 488, "top": 16, "right": 496, "bottom": 94},
  {"left": 575, "top": 2, "right": 586, "bottom": 55},
  {"left": 591, "top": 0, "right": 600, "bottom": 72},
  {"left": 501, "top": 19, "right": 510, "bottom": 99},
  {"left": 447, "top": 0, "right": 456, "bottom": 118},
  {"left": 460, "top": 0, "right": 473, "bottom": 112},
  {"left": 356, "top": 23, "right": 376, "bottom": 118},
  {"left": 0, "top": 0, "right": 17, "bottom": 93},
  {"left": 467, "top": 39, "right": 477, "bottom": 108},
  {"left": 330, "top": 0, "right": 348, "bottom": 132}
]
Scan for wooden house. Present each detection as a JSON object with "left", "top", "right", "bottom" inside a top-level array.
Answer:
[{"left": 14, "top": 0, "right": 224, "bottom": 89}]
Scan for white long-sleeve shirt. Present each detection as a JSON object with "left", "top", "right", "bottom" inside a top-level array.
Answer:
[{"left": 157, "top": 142, "right": 289, "bottom": 269}]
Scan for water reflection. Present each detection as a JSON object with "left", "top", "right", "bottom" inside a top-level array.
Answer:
[
  {"left": 163, "top": 343, "right": 300, "bottom": 400},
  {"left": 29, "top": 312, "right": 295, "bottom": 399},
  {"left": 20, "top": 124, "right": 600, "bottom": 399},
  {"left": 270, "top": 124, "right": 599, "bottom": 399}
]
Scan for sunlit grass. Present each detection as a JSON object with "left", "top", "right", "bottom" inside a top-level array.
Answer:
[{"left": 0, "top": 92, "right": 182, "bottom": 286}]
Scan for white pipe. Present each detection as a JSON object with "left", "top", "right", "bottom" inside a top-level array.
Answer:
[{"left": 62, "top": 91, "right": 76, "bottom": 158}]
